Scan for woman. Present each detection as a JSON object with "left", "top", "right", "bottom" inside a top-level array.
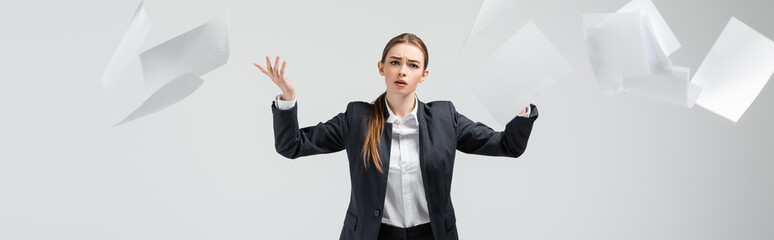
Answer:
[{"left": 254, "top": 33, "right": 537, "bottom": 240}]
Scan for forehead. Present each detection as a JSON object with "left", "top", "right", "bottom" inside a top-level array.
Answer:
[{"left": 387, "top": 43, "right": 425, "bottom": 62}]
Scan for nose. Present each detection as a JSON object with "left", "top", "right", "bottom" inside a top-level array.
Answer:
[{"left": 398, "top": 65, "right": 407, "bottom": 77}]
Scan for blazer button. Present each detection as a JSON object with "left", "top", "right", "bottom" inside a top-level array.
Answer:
[{"left": 374, "top": 209, "right": 381, "bottom": 217}]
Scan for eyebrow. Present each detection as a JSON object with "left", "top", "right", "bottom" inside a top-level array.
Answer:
[{"left": 389, "top": 56, "right": 421, "bottom": 64}]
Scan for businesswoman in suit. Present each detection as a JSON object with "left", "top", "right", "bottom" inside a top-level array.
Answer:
[{"left": 254, "top": 33, "right": 538, "bottom": 240}]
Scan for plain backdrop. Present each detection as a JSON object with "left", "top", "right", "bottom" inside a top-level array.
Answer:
[{"left": 1, "top": 0, "right": 773, "bottom": 239}]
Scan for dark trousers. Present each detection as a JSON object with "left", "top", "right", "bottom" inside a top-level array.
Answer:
[{"left": 377, "top": 222, "right": 434, "bottom": 240}]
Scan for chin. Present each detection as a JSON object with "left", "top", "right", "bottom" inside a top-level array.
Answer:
[{"left": 389, "top": 89, "right": 414, "bottom": 96}]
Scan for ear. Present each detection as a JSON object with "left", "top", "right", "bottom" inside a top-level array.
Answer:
[
  {"left": 378, "top": 61, "right": 385, "bottom": 76},
  {"left": 420, "top": 69, "right": 429, "bottom": 83}
]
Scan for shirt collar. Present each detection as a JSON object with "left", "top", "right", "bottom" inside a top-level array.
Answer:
[{"left": 385, "top": 95, "right": 419, "bottom": 125}]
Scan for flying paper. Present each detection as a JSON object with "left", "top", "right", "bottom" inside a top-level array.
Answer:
[
  {"left": 102, "top": 2, "right": 151, "bottom": 90},
  {"left": 624, "top": 66, "right": 701, "bottom": 107},
  {"left": 584, "top": 12, "right": 652, "bottom": 96},
  {"left": 104, "top": 5, "right": 230, "bottom": 126},
  {"left": 453, "top": 0, "right": 524, "bottom": 78},
  {"left": 583, "top": 0, "right": 699, "bottom": 107},
  {"left": 139, "top": 11, "right": 230, "bottom": 95},
  {"left": 693, "top": 17, "right": 774, "bottom": 122},
  {"left": 458, "top": 0, "right": 519, "bottom": 54},
  {"left": 464, "top": 21, "right": 571, "bottom": 126},
  {"left": 115, "top": 73, "right": 204, "bottom": 126},
  {"left": 617, "top": 0, "right": 681, "bottom": 56}
]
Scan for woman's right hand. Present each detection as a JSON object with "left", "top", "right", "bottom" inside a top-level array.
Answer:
[{"left": 254, "top": 56, "right": 295, "bottom": 100}]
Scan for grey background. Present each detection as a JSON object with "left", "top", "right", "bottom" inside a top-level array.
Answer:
[{"left": 1, "top": 0, "right": 773, "bottom": 239}]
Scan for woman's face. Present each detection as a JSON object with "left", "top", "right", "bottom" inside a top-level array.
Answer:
[{"left": 378, "top": 43, "right": 429, "bottom": 97}]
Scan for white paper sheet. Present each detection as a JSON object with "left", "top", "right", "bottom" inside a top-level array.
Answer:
[
  {"left": 618, "top": 18, "right": 700, "bottom": 108},
  {"left": 617, "top": 0, "right": 681, "bottom": 56},
  {"left": 102, "top": 1, "right": 151, "bottom": 90},
  {"left": 625, "top": 66, "right": 699, "bottom": 107},
  {"left": 694, "top": 17, "right": 774, "bottom": 122},
  {"left": 464, "top": 21, "right": 571, "bottom": 126},
  {"left": 108, "top": 10, "right": 230, "bottom": 126},
  {"left": 584, "top": 12, "right": 652, "bottom": 96},
  {"left": 139, "top": 11, "right": 229, "bottom": 95},
  {"left": 636, "top": 14, "right": 673, "bottom": 73},
  {"left": 115, "top": 72, "right": 204, "bottom": 126},
  {"left": 457, "top": 0, "right": 519, "bottom": 55},
  {"left": 584, "top": 1, "right": 697, "bottom": 107}
]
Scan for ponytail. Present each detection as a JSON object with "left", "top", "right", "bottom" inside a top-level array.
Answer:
[{"left": 362, "top": 92, "right": 387, "bottom": 173}]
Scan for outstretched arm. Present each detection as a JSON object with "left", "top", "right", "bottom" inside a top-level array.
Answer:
[
  {"left": 454, "top": 103, "right": 538, "bottom": 158},
  {"left": 255, "top": 56, "right": 349, "bottom": 159},
  {"left": 270, "top": 102, "right": 349, "bottom": 159}
]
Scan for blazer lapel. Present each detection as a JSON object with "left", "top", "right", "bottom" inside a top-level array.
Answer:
[{"left": 416, "top": 100, "right": 430, "bottom": 195}]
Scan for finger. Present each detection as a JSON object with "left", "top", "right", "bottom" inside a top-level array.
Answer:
[
  {"left": 280, "top": 60, "right": 286, "bottom": 79},
  {"left": 273, "top": 56, "right": 281, "bottom": 75},
  {"left": 253, "top": 62, "right": 269, "bottom": 75},
  {"left": 265, "top": 56, "right": 273, "bottom": 74}
]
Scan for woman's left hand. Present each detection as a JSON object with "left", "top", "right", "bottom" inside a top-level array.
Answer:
[{"left": 519, "top": 106, "right": 528, "bottom": 116}]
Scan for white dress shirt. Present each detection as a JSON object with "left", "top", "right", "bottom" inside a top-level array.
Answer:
[
  {"left": 381, "top": 96, "right": 430, "bottom": 228},
  {"left": 273, "top": 93, "right": 531, "bottom": 228}
]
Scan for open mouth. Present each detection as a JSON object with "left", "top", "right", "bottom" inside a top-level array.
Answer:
[{"left": 394, "top": 80, "right": 407, "bottom": 87}]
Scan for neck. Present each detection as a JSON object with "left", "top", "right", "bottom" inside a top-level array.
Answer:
[{"left": 385, "top": 92, "right": 416, "bottom": 120}]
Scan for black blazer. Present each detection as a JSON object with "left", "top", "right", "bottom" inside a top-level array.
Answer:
[{"left": 272, "top": 98, "right": 538, "bottom": 240}]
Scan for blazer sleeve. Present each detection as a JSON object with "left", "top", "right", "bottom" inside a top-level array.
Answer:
[
  {"left": 452, "top": 103, "right": 538, "bottom": 158},
  {"left": 271, "top": 101, "right": 351, "bottom": 159}
]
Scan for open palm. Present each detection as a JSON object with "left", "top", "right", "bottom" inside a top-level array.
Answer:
[{"left": 254, "top": 56, "right": 295, "bottom": 100}]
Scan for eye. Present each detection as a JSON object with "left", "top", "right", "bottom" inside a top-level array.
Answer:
[
  {"left": 410, "top": 64, "right": 419, "bottom": 69},
  {"left": 390, "top": 61, "right": 399, "bottom": 65}
]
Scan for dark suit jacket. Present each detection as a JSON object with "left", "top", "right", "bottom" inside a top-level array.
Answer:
[{"left": 272, "top": 98, "right": 538, "bottom": 240}]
